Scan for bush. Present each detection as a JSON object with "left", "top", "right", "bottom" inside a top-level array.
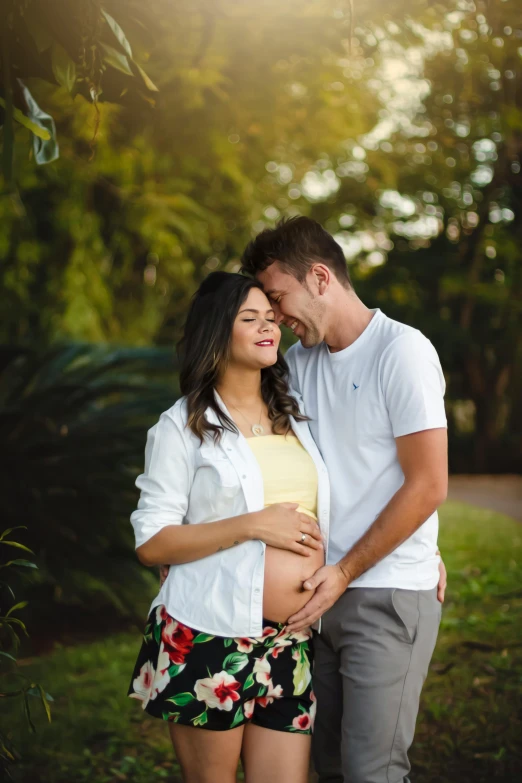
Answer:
[
  {"left": 0, "top": 526, "right": 51, "bottom": 779},
  {"left": 0, "top": 343, "right": 179, "bottom": 630}
]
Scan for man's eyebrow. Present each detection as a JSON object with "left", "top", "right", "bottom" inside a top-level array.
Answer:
[{"left": 238, "top": 307, "right": 275, "bottom": 315}]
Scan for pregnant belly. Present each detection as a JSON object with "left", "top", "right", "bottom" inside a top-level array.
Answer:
[{"left": 263, "top": 542, "right": 325, "bottom": 623}]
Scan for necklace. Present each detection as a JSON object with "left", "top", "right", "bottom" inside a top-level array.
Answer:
[{"left": 224, "top": 398, "right": 265, "bottom": 437}]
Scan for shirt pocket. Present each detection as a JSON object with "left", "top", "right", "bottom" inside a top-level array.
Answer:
[
  {"left": 209, "top": 458, "right": 238, "bottom": 490},
  {"left": 198, "top": 447, "right": 241, "bottom": 506}
]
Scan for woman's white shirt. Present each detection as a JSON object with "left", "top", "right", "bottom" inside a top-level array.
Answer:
[{"left": 130, "top": 393, "right": 330, "bottom": 637}]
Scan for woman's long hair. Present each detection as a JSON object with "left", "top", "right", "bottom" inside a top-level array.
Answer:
[{"left": 178, "top": 272, "right": 308, "bottom": 442}]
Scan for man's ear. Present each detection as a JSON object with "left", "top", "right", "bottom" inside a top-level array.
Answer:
[{"left": 311, "top": 263, "right": 331, "bottom": 294}]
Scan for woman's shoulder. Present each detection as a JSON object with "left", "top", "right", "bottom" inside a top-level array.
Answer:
[{"left": 157, "top": 396, "right": 190, "bottom": 432}]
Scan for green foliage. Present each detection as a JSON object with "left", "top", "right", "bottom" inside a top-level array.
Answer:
[
  {"left": 3, "top": 502, "right": 520, "bottom": 782},
  {"left": 0, "top": 0, "right": 521, "bottom": 469},
  {"left": 0, "top": 0, "right": 159, "bottom": 183},
  {"left": 0, "top": 526, "right": 52, "bottom": 780},
  {"left": 0, "top": 343, "right": 178, "bottom": 627}
]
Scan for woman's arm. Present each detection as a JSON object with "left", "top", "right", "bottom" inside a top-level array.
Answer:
[
  {"left": 137, "top": 513, "right": 254, "bottom": 566},
  {"left": 132, "top": 409, "right": 322, "bottom": 568},
  {"left": 138, "top": 503, "right": 323, "bottom": 566}
]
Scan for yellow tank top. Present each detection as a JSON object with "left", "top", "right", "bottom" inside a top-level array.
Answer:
[{"left": 246, "top": 434, "right": 318, "bottom": 520}]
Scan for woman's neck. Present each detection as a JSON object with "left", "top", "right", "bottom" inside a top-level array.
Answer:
[{"left": 216, "top": 366, "right": 263, "bottom": 407}]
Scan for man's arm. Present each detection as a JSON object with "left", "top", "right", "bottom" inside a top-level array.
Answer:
[
  {"left": 286, "top": 427, "right": 448, "bottom": 632},
  {"left": 337, "top": 427, "right": 447, "bottom": 583}
]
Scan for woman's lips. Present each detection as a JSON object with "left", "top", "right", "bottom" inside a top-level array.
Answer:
[{"left": 255, "top": 340, "right": 275, "bottom": 346}]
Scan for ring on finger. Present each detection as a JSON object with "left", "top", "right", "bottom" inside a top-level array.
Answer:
[{"left": 301, "top": 533, "right": 307, "bottom": 543}]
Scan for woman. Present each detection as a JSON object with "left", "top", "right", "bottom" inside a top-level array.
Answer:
[{"left": 128, "top": 271, "right": 330, "bottom": 783}]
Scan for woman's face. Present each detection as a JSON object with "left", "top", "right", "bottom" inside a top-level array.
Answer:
[{"left": 229, "top": 287, "right": 281, "bottom": 370}]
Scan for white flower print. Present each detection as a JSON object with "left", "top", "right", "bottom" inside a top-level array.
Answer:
[
  {"left": 130, "top": 646, "right": 170, "bottom": 709},
  {"left": 235, "top": 637, "right": 254, "bottom": 653},
  {"left": 253, "top": 655, "right": 272, "bottom": 684},
  {"left": 244, "top": 698, "right": 256, "bottom": 719}
]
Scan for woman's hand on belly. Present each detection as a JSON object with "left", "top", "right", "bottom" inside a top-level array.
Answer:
[{"left": 251, "top": 503, "right": 323, "bottom": 556}]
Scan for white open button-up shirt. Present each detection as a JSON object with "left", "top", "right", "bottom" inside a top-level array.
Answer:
[{"left": 130, "top": 393, "right": 330, "bottom": 637}]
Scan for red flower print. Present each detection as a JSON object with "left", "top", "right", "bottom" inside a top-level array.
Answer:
[
  {"left": 161, "top": 617, "right": 194, "bottom": 664},
  {"left": 195, "top": 671, "right": 242, "bottom": 711},
  {"left": 292, "top": 713, "right": 312, "bottom": 731},
  {"left": 261, "top": 626, "right": 278, "bottom": 639}
]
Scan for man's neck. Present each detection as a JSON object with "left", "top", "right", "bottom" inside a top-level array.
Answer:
[{"left": 323, "top": 289, "right": 374, "bottom": 353}]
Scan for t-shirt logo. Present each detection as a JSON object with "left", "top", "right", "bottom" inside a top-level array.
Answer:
[{"left": 353, "top": 383, "right": 359, "bottom": 390}]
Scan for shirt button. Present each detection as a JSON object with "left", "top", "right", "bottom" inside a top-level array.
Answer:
[
  {"left": 227, "top": 448, "right": 232, "bottom": 452},
  {"left": 242, "top": 474, "right": 247, "bottom": 479},
  {"left": 254, "top": 588, "right": 261, "bottom": 593}
]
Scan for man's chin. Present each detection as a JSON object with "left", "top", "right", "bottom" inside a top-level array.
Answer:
[{"left": 298, "top": 332, "right": 321, "bottom": 349}]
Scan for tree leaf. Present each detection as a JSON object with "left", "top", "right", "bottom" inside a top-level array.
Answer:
[
  {"left": 6, "top": 601, "right": 28, "bottom": 617},
  {"left": 18, "top": 81, "right": 59, "bottom": 164},
  {"left": 0, "top": 582, "right": 16, "bottom": 602},
  {"left": 27, "top": 687, "right": 54, "bottom": 702},
  {"left": 102, "top": 11, "right": 133, "bottom": 58},
  {"left": 23, "top": 691, "right": 36, "bottom": 733},
  {"left": 51, "top": 43, "right": 76, "bottom": 93},
  {"left": 100, "top": 43, "right": 134, "bottom": 76},
  {"left": 0, "top": 541, "right": 34, "bottom": 554},
  {"left": 0, "top": 559, "right": 38, "bottom": 569},
  {"left": 0, "top": 97, "right": 51, "bottom": 140},
  {"left": 37, "top": 684, "right": 52, "bottom": 722},
  {"left": 5, "top": 616, "right": 28, "bottom": 635},
  {"left": 0, "top": 526, "right": 27, "bottom": 541},
  {"left": 134, "top": 62, "right": 159, "bottom": 92},
  {"left": 0, "top": 651, "right": 16, "bottom": 662}
]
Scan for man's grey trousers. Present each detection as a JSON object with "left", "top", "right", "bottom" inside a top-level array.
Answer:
[{"left": 312, "top": 587, "right": 441, "bottom": 783}]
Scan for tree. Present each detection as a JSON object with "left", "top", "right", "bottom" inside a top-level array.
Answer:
[
  {"left": 319, "top": 0, "right": 522, "bottom": 471},
  {"left": 1, "top": 0, "right": 520, "bottom": 470},
  {"left": 0, "top": 0, "right": 158, "bottom": 185}
]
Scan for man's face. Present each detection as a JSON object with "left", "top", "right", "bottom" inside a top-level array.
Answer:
[{"left": 256, "top": 261, "right": 326, "bottom": 348}]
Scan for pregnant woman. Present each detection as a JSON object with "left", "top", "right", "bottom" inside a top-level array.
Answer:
[{"left": 128, "top": 271, "right": 329, "bottom": 783}]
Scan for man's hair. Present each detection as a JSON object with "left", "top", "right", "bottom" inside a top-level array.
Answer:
[{"left": 241, "top": 216, "right": 352, "bottom": 287}]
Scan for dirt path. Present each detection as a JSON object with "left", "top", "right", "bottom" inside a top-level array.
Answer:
[{"left": 447, "top": 475, "right": 522, "bottom": 522}]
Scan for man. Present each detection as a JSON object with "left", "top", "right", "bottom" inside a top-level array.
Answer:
[{"left": 241, "top": 216, "right": 448, "bottom": 783}]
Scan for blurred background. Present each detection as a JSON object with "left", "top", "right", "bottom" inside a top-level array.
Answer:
[{"left": 0, "top": 1, "right": 520, "bottom": 781}]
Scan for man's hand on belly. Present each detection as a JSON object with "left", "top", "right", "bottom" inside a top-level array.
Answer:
[{"left": 286, "top": 564, "right": 351, "bottom": 632}]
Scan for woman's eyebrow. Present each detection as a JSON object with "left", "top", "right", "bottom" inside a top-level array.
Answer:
[{"left": 238, "top": 307, "right": 275, "bottom": 315}]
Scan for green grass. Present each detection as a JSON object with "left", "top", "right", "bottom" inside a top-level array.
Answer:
[{"left": 4, "top": 502, "right": 522, "bottom": 782}]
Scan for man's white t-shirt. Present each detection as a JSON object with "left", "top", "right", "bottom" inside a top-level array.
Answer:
[{"left": 285, "top": 308, "right": 447, "bottom": 591}]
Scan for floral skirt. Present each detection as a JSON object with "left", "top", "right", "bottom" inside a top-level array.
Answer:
[{"left": 128, "top": 605, "right": 315, "bottom": 733}]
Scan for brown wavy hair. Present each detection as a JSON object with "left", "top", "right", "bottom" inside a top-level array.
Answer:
[{"left": 178, "top": 271, "right": 308, "bottom": 443}]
